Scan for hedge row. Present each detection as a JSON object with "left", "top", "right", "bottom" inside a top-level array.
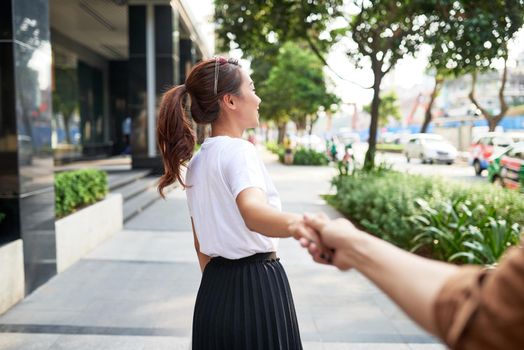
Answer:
[
  {"left": 55, "top": 169, "right": 108, "bottom": 218},
  {"left": 265, "top": 142, "right": 329, "bottom": 166},
  {"left": 376, "top": 143, "right": 404, "bottom": 153},
  {"left": 329, "top": 168, "right": 524, "bottom": 265}
]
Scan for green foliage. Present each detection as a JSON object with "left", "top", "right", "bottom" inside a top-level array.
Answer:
[
  {"left": 265, "top": 142, "right": 286, "bottom": 162},
  {"left": 292, "top": 148, "right": 329, "bottom": 166},
  {"left": 363, "top": 91, "right": 401, "bottom": 126},
  {"left": 55, "top": 169, "right": 108, "bottom": 218},
  {"left": 426, "top": 1, "right": 524, "bottom": 131},
  {"left": 258, "top": 42, "right": 338, "bottom": 130},
  {"left": 215, "top": 0, "right": 524, "bottom": 167},
  {"left": 330, "top": 169, "right": 524, "bottom": 264},
  {"left": 376, "top": 143, "right": 404, "bottom": 153},
  {"left": 411, "top": 198, "right": 521, "bottom": 265},
  {"left": 265, "top": 141, "right": 281, "bottom": 154},
  {"left": 0, "top": 212, "right": 5, "bottom": 223},
  {"left": 266, "top": 142, "right": 328, "bottom": 166},
  {"left": 214, "top": 0, "right": 343, "bottom": 62},
  {"left": 339, "top": 1, "right": 435, "bottom": 170},
  {"left": 428, "top": 1, "right": 524, "bottom": 77}
]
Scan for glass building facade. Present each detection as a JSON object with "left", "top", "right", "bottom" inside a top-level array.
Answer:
[{"left": 0, "top": 0, "right": 209, "bottom": 298}]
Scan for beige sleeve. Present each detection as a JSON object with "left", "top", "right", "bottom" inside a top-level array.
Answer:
[{"left": 434, "top": 245, "right": 524, "bottom": 350}]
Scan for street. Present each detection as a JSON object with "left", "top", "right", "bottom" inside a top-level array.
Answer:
[{"left": 351, "top": 144, "right": 487, "bottom": 185}]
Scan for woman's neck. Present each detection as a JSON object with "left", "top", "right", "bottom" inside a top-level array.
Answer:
[{"left": 210, "top": 122, "right": 243, "bottom": 138}]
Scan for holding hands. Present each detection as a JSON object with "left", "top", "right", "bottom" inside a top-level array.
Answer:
[{"left": 289, "top": 213, "right": 366, "bottom": 271}]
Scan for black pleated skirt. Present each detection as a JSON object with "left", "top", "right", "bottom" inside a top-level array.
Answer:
[{"left": 192, "top": 252, "right": 303, "bottom": 350}]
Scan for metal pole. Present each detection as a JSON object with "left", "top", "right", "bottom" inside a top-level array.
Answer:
[{"left": 146, "top": 3, "right": 156, "bottom": 157}]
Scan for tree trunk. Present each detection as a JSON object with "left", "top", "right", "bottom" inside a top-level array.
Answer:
[
  {"left": 488, "top": 118, "right": 498, "bottom": 132},
  {"left": 469, "top": 57, "right": 509, "bottom": 132},
  {"left": 277, "top": 123, "right": 286, "bottom": 144},
  {"left": 420, "top": 77, "right": 443, "bottom": 133},
  {"left": 364, "top": 74, "right": 382, "bottom": 170},
  {"left": 309, "top": 114, "right": 319, "bottom": 136},
  {"left": 295, "top": 117, "right": 307, "bottom": 134},
  {"left": 63, "top": 113, "right": 72, "bottom": 144}
]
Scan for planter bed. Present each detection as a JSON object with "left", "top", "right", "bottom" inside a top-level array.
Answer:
[{"left": 55, "top": 193, "right": 123, "bottom": 272}]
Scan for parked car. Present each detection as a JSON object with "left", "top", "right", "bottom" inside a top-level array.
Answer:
[
  {"left": 470, "top": 132, "right": 513, "bottom": 175},
  {"left": 487, "top": 142, "right": 524, "bottom": 191},
  {"left": 297, "top": 134, "right": 326, "bottom": 153},
  {"left": 404, "top": 133, "right": 457, "bottom": 164},
  {"left": 336, "top": 130, "right": 361, "bottom": 145},
  {"left": 507, "top": 132, "right": 524, "bottom": 143}
]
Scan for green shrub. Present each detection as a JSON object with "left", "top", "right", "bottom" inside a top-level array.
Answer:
[
  {"left": 293, "top": 148, "right": 329, "bottom": 166},
  {"left": 376, "top": 143, "right": 404, "bottom": 153},
  {"left": 330, "top": 169, "right": 524, "bottom": 264},
  {"left": 265, "top": 141, "right": 281, "bottom": 154},
  {"left": 0, "top": 212, "right": 5, "bottom": 223},
  {"left": 55, "top": 169, "right": 108, "bottom": 218},
  {"left": 411, "top": 198, "right": 521, "bottom": 264}
]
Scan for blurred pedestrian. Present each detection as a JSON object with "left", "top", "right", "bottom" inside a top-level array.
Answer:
[
  {"left": 283, "top": 133, "right": 294, "bottom": 165},
  {"left": 338, "top": 144, "right": 354, "bottom": 175},
  {"left": 156, "top": 57, "right": 318, "bottom": 350},
  {"left": 121, "top": 116, "right": 131, "bottom": 154},
  {"left": 290, "top": 213, "right": 524, "bottom": 350},
  {"left": 329, "top": 137, "right": 338, "bottom": 161}
]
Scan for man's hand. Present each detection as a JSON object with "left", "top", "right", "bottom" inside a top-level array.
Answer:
[
  {"left": 295, "top": 213, "right": 365, "bottom": 271},
  {"left": 288, "top": 218, "right": 323, "bottom": 247}
]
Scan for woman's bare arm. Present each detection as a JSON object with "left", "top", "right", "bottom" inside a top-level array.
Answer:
[{"left": 236, "top": 187, "right": 314, "bottom": 240}]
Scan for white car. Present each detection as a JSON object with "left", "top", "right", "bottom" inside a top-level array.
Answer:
[
  {"left": 297, "top": 134, "right": 326, "bottom": 153},
  {"left": 404, "top": 134, "right": 457, "bottom": 164}
]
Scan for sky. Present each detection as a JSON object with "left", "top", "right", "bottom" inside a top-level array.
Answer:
[{"left": 186, "top": 1, "right": 524, "bottom": 108}]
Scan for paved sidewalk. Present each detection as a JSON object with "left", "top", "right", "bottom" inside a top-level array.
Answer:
[{"left": 0, "top": 147, "right": 445, "bottom": 350}]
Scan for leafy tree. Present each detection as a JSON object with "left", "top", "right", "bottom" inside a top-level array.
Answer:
[
  {"left": 339, "top": 1, "right": 437, "bottom": 169},
  {"left": 364, "top": 91, "right": 401, "bottom": 127},
  {"left": 53, "top": 67, "right": 78, "bottom": 144},
  {"left": 419, "top": 69, "right": 447, "bottom": 134},
  {"left": 217, "top": 1, "right": 522, "bottom": 167},
  {"left": 258, "top": 42, "right": 337, "bottom": 143},
  {"left": 214, "top": 1, "right": 343, "bottom": 64},
  {"left": 428, "top": 1, "right": 524, "bottom": 131},
  {"left": 215, "top": 0, "right": 427, "bottom": 168}
]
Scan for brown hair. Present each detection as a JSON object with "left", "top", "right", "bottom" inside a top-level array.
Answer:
[{"left": 157, "top": 57, "right": 242, "bottom": 197}]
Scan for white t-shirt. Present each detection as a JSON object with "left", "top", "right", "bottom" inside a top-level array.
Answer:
[{"left": 185, "top": 136, "right": 280, "bottom": 259}]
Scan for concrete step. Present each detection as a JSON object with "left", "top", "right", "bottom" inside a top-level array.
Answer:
[
  {"left": 112, "top": 177, "right": 159, "bottom": 201},
  {"left": 107, "top": 170, "right": 151, "bottom": 191},
  {"left": 122, "top": 186, "right": 161, "bottom": 222}
]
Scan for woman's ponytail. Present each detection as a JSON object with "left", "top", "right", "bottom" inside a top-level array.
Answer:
[
  {"left": 156, "top": 58, "right": 243, "bottom": 198},
  {"left": 157, "top": 84, "right": 195, "bottom": 197}
]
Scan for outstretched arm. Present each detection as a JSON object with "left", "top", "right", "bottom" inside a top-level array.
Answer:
[{"left": 236, "top": 187, "right": 317, "bottom": 241}]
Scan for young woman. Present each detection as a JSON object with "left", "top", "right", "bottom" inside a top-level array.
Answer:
[{"left": 156, "top": 57, "right": 316, "bottom": 349}]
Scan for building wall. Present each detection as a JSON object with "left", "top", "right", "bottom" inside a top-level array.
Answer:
[{"left": 0, "top": 0, "right": 57, "bottom": 294}]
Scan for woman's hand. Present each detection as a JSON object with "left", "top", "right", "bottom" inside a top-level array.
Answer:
[{"left": 291, "top": 213, "right": 366, "bottom": 271}]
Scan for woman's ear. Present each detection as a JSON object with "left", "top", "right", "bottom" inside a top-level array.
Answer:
[{"left": 221, "top": 94, "right": 237, "bottom": 111}]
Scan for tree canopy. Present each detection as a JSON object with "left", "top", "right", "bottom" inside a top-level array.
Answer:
[
  {"left": 215, "top": 0, "right": 343, "bottom": 62},
  {"left": 258, "top": 42, "right": 338, "bottom": 141},
  {"left": 215, "top": 0, "right": 524, "bottom": 166}
]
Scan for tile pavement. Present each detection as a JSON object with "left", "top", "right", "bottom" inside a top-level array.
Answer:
[{"left": 0, "top": 147, "right": 446, "bottom": 350}]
